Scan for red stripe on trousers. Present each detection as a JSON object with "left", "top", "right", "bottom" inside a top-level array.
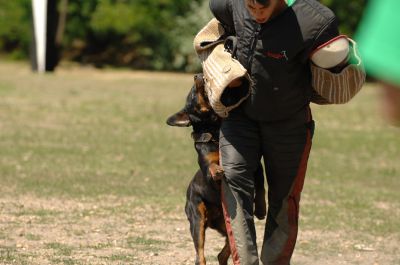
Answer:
[
  {"left": 221, "top": 185, "right": 241, "bottom": 265},
  {"left": 276, "top": 112, "right": 312, "bottom": 264}
]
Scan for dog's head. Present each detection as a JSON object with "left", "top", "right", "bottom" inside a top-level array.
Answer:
[{"left": 166, "top": 73, "right": 221, "bottom": 129}]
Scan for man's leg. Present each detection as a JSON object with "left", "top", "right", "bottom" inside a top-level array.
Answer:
[
  {"left": 219, "top": 110, "right": 261, "bottom": 265},
  {"left": 260, "top": 107, "right": 314, "bottom": 265}
]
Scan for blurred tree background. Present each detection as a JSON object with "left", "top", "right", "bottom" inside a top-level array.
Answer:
[{"left": 0, "top": 0, "right": 367, "bottom": 72}]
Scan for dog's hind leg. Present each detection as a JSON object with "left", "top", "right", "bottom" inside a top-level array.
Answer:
[
  {"left": 190, "top": 202, "right": 208, "bottom": 265},
  {"left": 217, "top": 237, "right": 231, "bottom": 265}
]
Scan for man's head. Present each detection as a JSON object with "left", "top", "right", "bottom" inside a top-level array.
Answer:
[{"left": 245, "top": 0, "right": 286, "bottom": 24}]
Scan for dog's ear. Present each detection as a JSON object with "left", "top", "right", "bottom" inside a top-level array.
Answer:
[{"left": 166, "top": 110, "right": 191, "bottom": 127}]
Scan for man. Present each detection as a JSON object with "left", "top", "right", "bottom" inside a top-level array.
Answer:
[
  {"left": 356, "top": 0, "right": 400, "bottom": 126},
  {"left": 196, "top": 0, "right": 364, "bottom": 264}
]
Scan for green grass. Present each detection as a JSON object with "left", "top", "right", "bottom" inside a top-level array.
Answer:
[
  {"left": 0, "top": 61, "right": 399, "bottom": 263},
  {"left": 106, "top": 254, "right": 135, "bottom": 262},
  {"left": 127, "top": 236, "right": 169, "bottom": 251},
  {"left": 25, "top": 233, "right": 41, "bottom": 241},
  {"left": 0, "top": 246, "right": 29, "bottom": 265},
  {"left": 0, "top": 61, "right": 196, "bottom": 205},
  {"left": 45, "top": 242, "right": 73, "bottom": 256},
  {"left": 50, "top": 257, "right": 82, "bottom": 265},
  {"left": 302, "top": 91, "right": 400, "bottom": 236}
]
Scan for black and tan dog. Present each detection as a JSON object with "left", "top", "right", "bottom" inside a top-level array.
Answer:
[{"left": 166, "top": 74, "right": 266, "bottom": 265}]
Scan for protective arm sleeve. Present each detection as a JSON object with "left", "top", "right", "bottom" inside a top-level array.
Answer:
[
  {"left": 193, "top": 19, "right": 250, "bottom": 118},
  {"left": 309, "top": 18, "right": 366, "bottom": 104}
]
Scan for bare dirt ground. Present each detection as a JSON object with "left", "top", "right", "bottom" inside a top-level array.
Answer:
[{"left": 0, "top": 195, "right": 398, "bottom": 265}]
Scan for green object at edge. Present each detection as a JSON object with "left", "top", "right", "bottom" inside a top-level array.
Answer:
[{"left": 286, "top": 0, "right": 296, "bottom": 6}]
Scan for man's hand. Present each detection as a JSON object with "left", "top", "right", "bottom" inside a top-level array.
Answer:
[{"left": 381, "top": 82, "right": 400, "bottom": 126}]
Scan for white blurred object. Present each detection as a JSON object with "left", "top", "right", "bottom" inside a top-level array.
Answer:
[
  {"left": 32, "top": 0, "right": 47, "bottom": 73},
  {"left": 311, "top": 36, "right": 350, "bottom": 69}
]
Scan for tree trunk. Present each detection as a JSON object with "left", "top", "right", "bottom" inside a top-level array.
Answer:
[{"left": 56, "top": 0, "right": 68, "bottom": 46}]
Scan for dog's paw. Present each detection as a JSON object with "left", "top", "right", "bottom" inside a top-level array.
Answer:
[{"left": 209, "top": 164, "right": 225, "bottom": 181}]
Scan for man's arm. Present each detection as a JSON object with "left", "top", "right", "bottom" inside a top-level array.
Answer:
[
  {"left": 381, "top": 82, "right": 400, "bottom": 126},
  {"left": 209, "top": 0, "right": 235, "bottom": 34},
  {"left": 356, "top": 0, "right": 400, "bottom": 126}
]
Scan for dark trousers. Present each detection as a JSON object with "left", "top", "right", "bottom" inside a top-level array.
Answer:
[{"left": 219, "top": 106, "right": 314, "bottom": 265}]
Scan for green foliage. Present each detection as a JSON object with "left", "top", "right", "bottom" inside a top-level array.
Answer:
[
  {"left": 0, "top": 0, "right": 367, "bottom": 70},
  {"left": 170, "top": 0, "right": 213, "bottom": 71},
  {"left": 90, "top": 1, "right": 136, "bottom": 35},
  {"left": 320, "top": 0, "right": 367, "bottom": 35},
  {"left": 63, "top": 0, "right": 199, "bottom": 70},
  {"left": 63, "top": 0, "right": 97, "bottom": 41},
  {"left": 0, "top": 0, "right": 31, "bottom": 59}
]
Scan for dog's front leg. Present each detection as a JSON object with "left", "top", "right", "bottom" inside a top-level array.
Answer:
[
  {"left": 205, "top": 150, "right": 224, "bottom": 181},
  {"left": 208, "top": 162, "right": 224, "bottom": 181}
]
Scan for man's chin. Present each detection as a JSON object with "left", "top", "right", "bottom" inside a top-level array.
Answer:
[{"left": 256, "top": 18, "right": 268, "bottom": 24}]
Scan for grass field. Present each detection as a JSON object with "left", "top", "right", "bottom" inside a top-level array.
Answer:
[{"left": 0, "top": 60, "right": 399, "bottom": 265}]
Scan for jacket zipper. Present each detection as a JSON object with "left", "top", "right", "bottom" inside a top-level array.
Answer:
[{"left": 247, "top": 25, "right": 261, "bottom": 74}]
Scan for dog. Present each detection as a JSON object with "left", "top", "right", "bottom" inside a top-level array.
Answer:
[{"left": 166, "top": 73, "right": 266, "bottom": 265}]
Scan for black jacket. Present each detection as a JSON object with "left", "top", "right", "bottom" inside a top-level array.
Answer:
[{"left": 209, "top": 0, "right": 339, "bottom": 121}]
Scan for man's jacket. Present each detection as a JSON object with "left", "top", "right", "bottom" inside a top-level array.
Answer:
[{"left": 209, "top": 0, "right": 343, "bottom": 121}]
